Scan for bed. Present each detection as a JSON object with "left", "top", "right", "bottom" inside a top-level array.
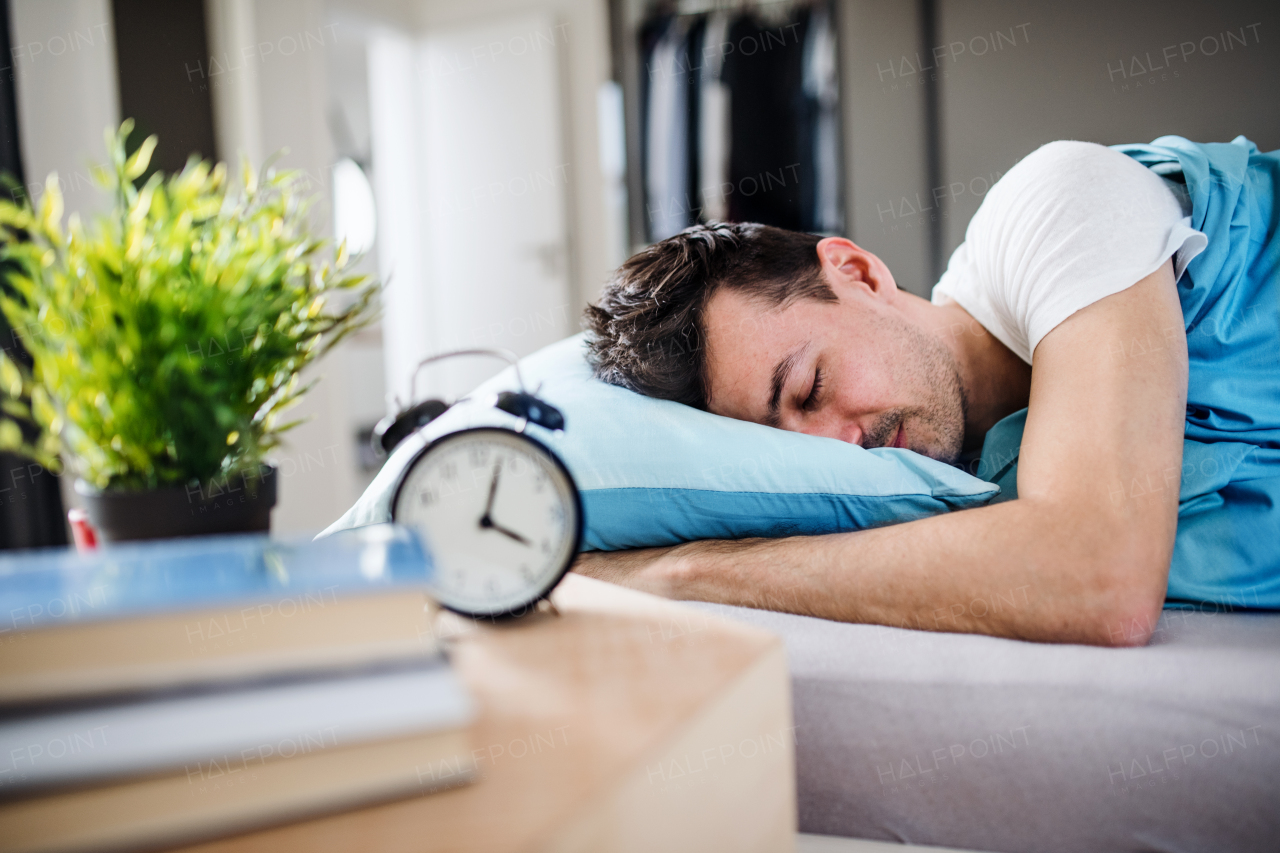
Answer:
[{"left": 684, "top": 601, "right": 1280, "bottom": 852}]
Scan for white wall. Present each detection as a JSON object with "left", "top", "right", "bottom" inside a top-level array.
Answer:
[
  {"left": 10, "top": 0, "right": 120, "bottom": 218},
  {"left": 204, "top": 0, "right": 264, "bottom": 168},
  {"left": 837, "top": 0, "right": 935, "bottom": 297}
]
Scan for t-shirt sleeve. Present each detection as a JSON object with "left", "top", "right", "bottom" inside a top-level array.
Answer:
[{"left": 931, "top": 140, "right": 1206, "bottom": 363}]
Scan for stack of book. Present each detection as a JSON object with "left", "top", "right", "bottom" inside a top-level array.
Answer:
[{"left": 0, "top": 525, "right": 475, "bottom": 853}]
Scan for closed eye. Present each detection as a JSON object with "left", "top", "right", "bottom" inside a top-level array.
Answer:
[{"left": 801, "top": 368, "right": 823, "bottom": 412}]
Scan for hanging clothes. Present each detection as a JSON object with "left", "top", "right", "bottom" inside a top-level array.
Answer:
[
  {"left": 637, "top": 12, "right": 668, "bottom": 237},
  {"left": 698, "top": 11, "right": 733, "bottom": 223},
  {"left": 644, "top": 16, "right": 690, "bottom": 241},
  {"left": 803, "top": 3, "right": 842, "bottom": 233},
  {"left": 636, "top": 1, "right": 840, "bottom": 238},
  {"left": 722, "top": 9, "right": 808, "bottom": 229},
  {"left": 682, "top": 15, "right": 705, "bottom": 227}
]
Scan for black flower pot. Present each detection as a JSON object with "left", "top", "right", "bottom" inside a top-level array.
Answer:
[{"left": 75, "top": 465, "right": 277, "bottom": 543}]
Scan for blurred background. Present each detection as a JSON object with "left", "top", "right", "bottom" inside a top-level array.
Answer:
[{"left": 1, "top": 0, "right": 1277, "bottom": 543}]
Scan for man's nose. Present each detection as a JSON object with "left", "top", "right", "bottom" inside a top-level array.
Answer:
[{"left": 798, "top": 414, "right": 863, "bottom": 447}]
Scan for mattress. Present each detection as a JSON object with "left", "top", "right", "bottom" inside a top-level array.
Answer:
[{"left": 684, "top": 602, "right": 1280, "bottom": 852}]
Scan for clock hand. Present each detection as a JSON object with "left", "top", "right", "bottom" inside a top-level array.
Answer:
[
  {"left": 479, "top": 458, "right": 502, "bottom": 527},
  {"left": 489, "top": 521, "right": 532, "bottom": 546}
]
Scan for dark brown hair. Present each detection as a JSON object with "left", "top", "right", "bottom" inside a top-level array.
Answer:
[{"left": 584, "top": 222, "right": 836, "bottom": 409}]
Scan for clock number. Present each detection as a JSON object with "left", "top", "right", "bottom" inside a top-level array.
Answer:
[
  {"left": 440, "top": 461, "right": 457, "bottom": 480},
  {"left": 520, "top": 564, "right": 534, "bottom": 582},
  {"left": 420, "top": 489, "right": 437, "bottom": 507},
  {"left": 540, "top": 539, "right": 552, "bottom": 555},
  {"left": 468, "top": 446, "right": 489, "bottom": 468}
]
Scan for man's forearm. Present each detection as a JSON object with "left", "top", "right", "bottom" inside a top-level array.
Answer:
[{"left": 575, "top": 493, "right": 1168, "bottom": 646}]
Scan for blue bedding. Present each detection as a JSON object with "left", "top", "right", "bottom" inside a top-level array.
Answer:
[{"left": 980, "top": 135, "right": 1280, "bottom": 609}]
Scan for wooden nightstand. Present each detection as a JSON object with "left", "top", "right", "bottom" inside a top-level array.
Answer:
[{"left": 177, "top": 574, "right": 796, "bottom": 853}]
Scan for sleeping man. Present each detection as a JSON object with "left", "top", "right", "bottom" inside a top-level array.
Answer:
[{"left": 575, "top": 136, "right": 1280, "bottom": 646}]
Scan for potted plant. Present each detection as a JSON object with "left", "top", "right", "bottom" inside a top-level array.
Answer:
[{"left": 0, "top": 121, "right": 378, "bottom": 542}]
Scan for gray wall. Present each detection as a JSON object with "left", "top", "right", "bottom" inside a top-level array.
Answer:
[
  {"left": 839, "top": 0, "right": 936, "bottom": 298},
  {"left": 839, "top": 0, "right": 1280, "bottom": 296}
]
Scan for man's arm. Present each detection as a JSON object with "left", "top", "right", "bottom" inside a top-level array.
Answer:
[{"left": 575, "top": 261, "right": 1187, "bottom": 646}]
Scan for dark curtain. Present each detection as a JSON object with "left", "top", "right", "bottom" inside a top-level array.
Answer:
[
  {"left": 112, "top": 0, "right": 218, "bottom": 173},
  {"left": 0, "top": 0, "right": 68, "bottom": 550},
  {"left": 722, "top": 12, "right": 808, "bottom": 229}
]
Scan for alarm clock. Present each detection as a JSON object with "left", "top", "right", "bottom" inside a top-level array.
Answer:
[{"left": 377, "top": 350, "right": 583, "bottom": 619}]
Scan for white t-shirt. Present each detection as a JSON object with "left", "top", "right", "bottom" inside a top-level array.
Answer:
[{"left": 931, "top": 141, "right": 1208, "bottom": 364}]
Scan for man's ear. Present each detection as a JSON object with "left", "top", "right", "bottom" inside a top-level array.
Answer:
[{"left": 816, "top": 237, "right": 898, "bottom": 297}]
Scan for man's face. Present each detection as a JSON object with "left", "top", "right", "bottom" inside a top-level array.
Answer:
[{"left": 702, "top": 279, "right": 967, "bottom": 463}]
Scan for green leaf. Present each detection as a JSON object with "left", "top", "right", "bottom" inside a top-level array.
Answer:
[
  {"left": 37, "top": 175, "right": 64, "bottom": 240},
  {"left": 0, "top": 351, "right": 23, "bottom": 397},
  {"left": 0, "top": 418, "right": 22, "bottom": 449},
  {"left": 30, "top": 385, "right": 57, "bottom": 430},
  {"left": 1, "top": 398, "right": 31, "bottom": 419},
  {"left": 124, "top": 134, "right": 159, "bottom": 180}
]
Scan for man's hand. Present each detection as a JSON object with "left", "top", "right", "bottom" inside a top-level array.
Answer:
[
  {"left": 575, "top": 261, "right": 1187, "bottom": 647},
  {"left": 575, "top": 538, "right": 827, "bottom": 614},
  {"left": 573, "top": 546, "right": 683, "bottom": 597}
]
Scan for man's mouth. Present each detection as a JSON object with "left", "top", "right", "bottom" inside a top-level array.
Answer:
[{"left": 891, "top": 422, "right": 907, "bottom": 449}]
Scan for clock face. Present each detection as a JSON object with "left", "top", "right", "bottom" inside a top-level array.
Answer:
[{"left": 392, "top": 428, "right": 581, "bottom": 617}]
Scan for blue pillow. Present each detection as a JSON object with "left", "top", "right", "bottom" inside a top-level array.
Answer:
[{"left": 321, "top": 334, "right": 998, "bottom": 550}]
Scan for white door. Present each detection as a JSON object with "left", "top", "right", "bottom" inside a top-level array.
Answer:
[{"left": 370, "top": 13, "right": 571, "bottom": 409}]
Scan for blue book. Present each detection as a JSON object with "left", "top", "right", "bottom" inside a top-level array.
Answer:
[
  {"left": 0, "top": 526, "right": 442, "bottom": 706},
  {"left": 0, "top": 524, "right": 434, "bottom": 632}
]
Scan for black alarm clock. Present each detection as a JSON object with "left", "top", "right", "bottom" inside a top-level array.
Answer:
[{"left": 374, "top": 350, "right": 582, "bottom": 619}]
